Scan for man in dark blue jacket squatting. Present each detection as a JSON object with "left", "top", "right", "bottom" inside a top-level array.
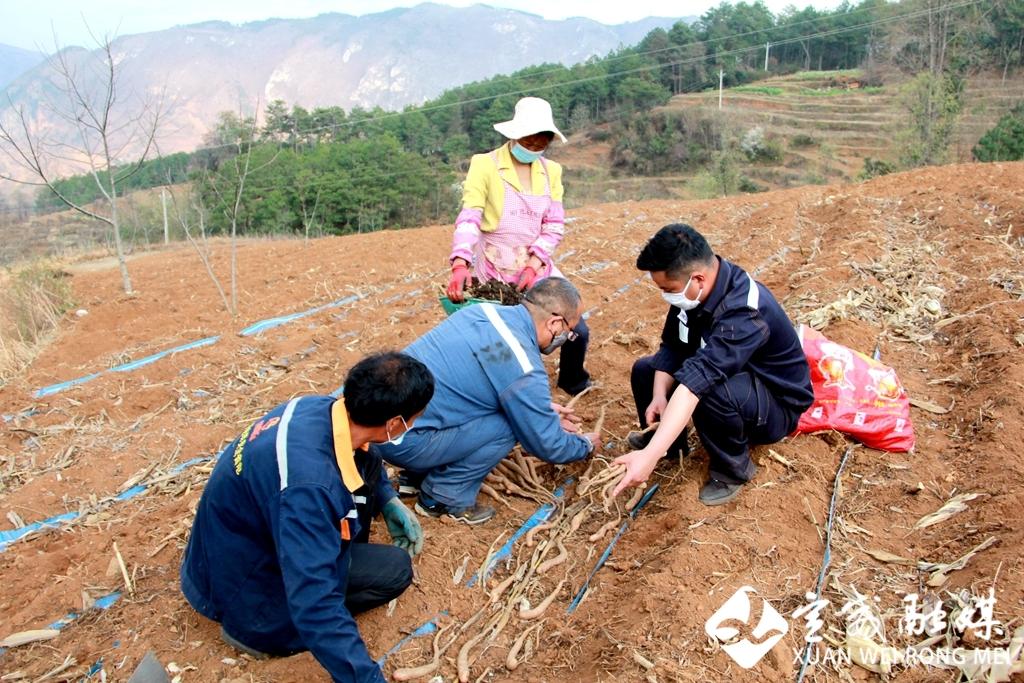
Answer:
[
  {"left": 180, "top": 352, "right": 434, "bottom": 683},
  {"left": 612, "top": 224, "right": 814, "bottom": 506}
]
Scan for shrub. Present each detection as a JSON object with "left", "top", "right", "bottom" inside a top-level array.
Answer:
[
  {"left": 859, "top": 157, "right": 896, "bottom": 180},
  {"left": 739, "top": 176, "right": 767, "bottom": 193},
  {"left": 973, "top": 102, "right": 1024, "bottom": 162},
  {"left": 790, "top": 134, "right": 818, "bottom": 149},
  {"left": 741, "top": 127, "right": 784, "bottom": 162}
]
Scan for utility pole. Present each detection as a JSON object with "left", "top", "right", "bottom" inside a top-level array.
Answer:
[
  {"left": 719, "top": 69, "right": 724, "bottom": 110},
  {"left": 161, "top": 188, "right": 169, "bottom": 244},
  {"left": 765, "top": 42, "right": 771, "bottom": 71}
]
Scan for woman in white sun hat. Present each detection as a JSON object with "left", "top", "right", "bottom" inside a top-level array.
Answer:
[{"left": 446, "top": 96, "right": 590, "bottom": 395}]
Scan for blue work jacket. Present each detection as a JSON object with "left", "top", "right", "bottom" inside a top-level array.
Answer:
[
  {"left": 181, "top": 396, "right": 393, "bottom": 683},
  {"left": 402, "top": 302, "right": 592, "bottom": 462}
]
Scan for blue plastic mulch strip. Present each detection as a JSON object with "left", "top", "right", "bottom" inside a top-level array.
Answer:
[
  {"left": 0, "top": 456, "right": 215, "bottom": 553},
  {"left": 465, "top": 482, "right": 568, "bottom": 588},
  {"left": 239, "top": 294, "right": 362, "bottom": 336},
  {"left": 34, "top": 336, "right": 221, "bottom": 398},
  {"left": 0, "top": 591, "right": 123, "bottom": 658},
  {"left": 375, "top": 611, "right": 447, "bottom": 668},
  {"left": 83, "top": 658, "right": 104, "bottom": 679},
  {"left": 567, "top": 483, "right": 659, "bottom": 614},
  {"left": 0, "top": 511, "right": 80, "bottom": 551},
  {"left": 329, "top": 384, "right": 345, "bottom": 399},
  {"left": 33, "top": 289, "right": 367, "bottom": 397},
  {"left": 35, "top": 372, "right": 104, "bottom": 398},
  {"left": 2, "top": 408, "right": 38, "bottom": 423},
  {"left": 109, "top": 336, "right": 220, "bottom": 373}
]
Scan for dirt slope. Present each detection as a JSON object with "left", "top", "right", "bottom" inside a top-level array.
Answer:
[{"left": 1, "top": 162, "right": 1023, "bottom": 682}]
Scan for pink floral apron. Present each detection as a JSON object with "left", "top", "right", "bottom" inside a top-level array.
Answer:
[{"left": 475, "top": 153, "right": 563, "bottom": 284}]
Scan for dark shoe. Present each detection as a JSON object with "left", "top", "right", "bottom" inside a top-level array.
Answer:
[
  {"left": 557, "top": 378, "right": 592, "bottom": 397},
  {"left": 220, "top": 626, "right": 271, "bottom": 660},
  {"left": 698, "top": 479, "right": 745, "bottom": 506},
  {"left": 626, "top": 430, "right": 653, "bottom": 450},
  {"left": 626, "top": 428, "right": 690, "bottom": 458},
  {"left": 698, "top": 465, "right": 756, "bottom": 506},
  {"left": 414, "top": 495, "right": 496, "bottom": 525},
  {"left": 398, "top": 471, "right": 424, "bottom": 498}
]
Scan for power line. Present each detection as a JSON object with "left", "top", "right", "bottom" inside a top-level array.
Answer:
[
  {"left": 188, "top": 0, "right": 984, "bottom": 156},
  {"left": 186, "top": 0, "right": 988, "bottom": 197},
  {"left": 6, "top": 0, "right": 986, "bottom": 212}
]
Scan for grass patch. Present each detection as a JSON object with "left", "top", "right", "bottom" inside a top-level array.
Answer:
[
  {"left": 732, "top": 85, "right": 784, "bottom": 97},
  {"left": 800, "top": 86, "right": 885, "bottom": 97},
  {"left": 789, "top": 69, "right": 863, "bottom": 81},
  {"left": 0, "top": 261, "right": 75, "bottom": 385},
  {"left": 790, "top": 134, "right": 819, "bottom": 149}
]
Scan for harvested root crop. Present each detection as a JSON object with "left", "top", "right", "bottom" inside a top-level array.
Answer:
[
  {"left": 506, "top": 622, "right": 544, "bottom": 671},
  {"left": 520, "top": 580, "right": 566, "bottom": 620},
  {"left": 537, "top": 540, "right": 567, "bottom": 574}
]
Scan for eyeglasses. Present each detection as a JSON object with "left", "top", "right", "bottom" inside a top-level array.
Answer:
[{"left": 553, "top": 315, "right": 579, "bottom": 342}]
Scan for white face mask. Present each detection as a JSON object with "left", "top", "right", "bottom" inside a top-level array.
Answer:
[
  {"left": 386, "top": 415, "right": 410, "bottom": 446},
  {"left": 661, "top": 277, "right": 702, "bottom": 311}
]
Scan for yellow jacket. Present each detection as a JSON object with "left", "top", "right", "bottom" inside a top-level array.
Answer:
[{"left": 459, "top": 143, "right": 564, "bottom": 233}]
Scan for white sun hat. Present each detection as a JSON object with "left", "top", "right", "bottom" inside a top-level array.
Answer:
[{"left": 493, "top": 97, "right": 567, "bottom": 143}]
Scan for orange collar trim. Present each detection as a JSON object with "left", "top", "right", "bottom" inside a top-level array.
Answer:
[{"left": 331, "top": 400, "right": 364, "bottom": 492}]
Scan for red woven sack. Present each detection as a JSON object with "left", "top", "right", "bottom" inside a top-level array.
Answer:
[{"left": 795, "top": 325, "right": 915, "bottom": 452}]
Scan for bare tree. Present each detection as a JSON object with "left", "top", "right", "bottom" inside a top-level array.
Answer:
[
  {"left": 0, "top": 31, "right": 164, "bottom": 294},
  {"left": 164, "top": 176, "right": 232, "bottom": 314},
  {"left": 196, "top": 104, "right": 278, "bottom": 315}
]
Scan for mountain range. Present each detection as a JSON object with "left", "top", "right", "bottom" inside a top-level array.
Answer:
[
  {"left": 0, "top": 44, "right": 46, "bottom": 89},
  {"left": 0, "top": 3, "right": 686, "bottom": 186}
]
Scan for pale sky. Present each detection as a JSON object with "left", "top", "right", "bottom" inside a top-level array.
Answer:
[{"left": 4, "top": 0, "right": 847, "bottom": 52}]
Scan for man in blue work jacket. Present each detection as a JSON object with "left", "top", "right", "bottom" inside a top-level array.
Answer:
[
  {"left": 374, "top": 277, "right": 600, "bottom": 525},
  {"left": 612, "top": 224, "right": 813, "bottom": 506},
  {"left": 181, "top": 352, "right": 434, "bottom": 683}
]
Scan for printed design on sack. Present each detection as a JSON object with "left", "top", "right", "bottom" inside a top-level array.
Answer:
[
  {"left": 817, "top": 342, "right": 854, "bottom": 391},
  {"left": 866, "top": 367, "right": 903, "bottom": 402}
]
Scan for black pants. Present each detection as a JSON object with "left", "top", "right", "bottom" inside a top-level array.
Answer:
[
  {"left": 557, "top": 318, "right": 590, "bottom": 395},
  {"left": 631, "top": 355, "right": 799, "bottom": 484},
  {"left": 231, "top": 542, "right": 413, "bottom": 656}
]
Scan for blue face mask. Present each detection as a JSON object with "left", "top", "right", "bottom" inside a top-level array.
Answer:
[{"left": 511, "top": 142, "right": 544, "bottom": 164}]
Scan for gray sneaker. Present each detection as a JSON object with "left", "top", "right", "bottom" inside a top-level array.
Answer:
[
  {"left": 698, "top": 479, "right": 745, "bottom": 506},
  {"left": 414, "top": 497, "right": 496, "bottom": 525}
]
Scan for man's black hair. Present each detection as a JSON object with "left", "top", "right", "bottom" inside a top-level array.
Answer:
[
  {"left": 344, "top": 351, "right": 434, "bottom": 426},
  {"left": 635, "top": 224, "right": 714, "bottom": 278}
]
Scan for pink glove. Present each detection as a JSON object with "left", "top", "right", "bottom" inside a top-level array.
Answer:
[
  {"left": 516, "top": 265, "right": 538, "bottom": 291},
  {"left": 447, "top": 263, "right": 473, "bottom": 302}
]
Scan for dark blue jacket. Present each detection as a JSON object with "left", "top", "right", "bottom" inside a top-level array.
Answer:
[
  {"left": 181, "top": 395, "right": 393, "bottom": 683},
  {"left": 651, "top": 257, "right": 814, "bottom": 415}
]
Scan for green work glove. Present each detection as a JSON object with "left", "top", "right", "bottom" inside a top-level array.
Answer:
[{"left": 382, "top": 497, "right": 423, "bottom": 557}]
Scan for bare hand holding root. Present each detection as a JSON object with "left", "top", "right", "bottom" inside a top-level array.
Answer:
[
  {"left": 611, "top": 449, "right": 661, "bottom": 498},
  {"left": 551, "top": 402, "right": 583, "bottom": 433}
]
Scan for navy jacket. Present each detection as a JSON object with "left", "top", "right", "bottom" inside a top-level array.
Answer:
[
  {"left": 181, "top": 396, "right": 393, "bottom": 683},
  {"left": 651, "top": 257, "right": 814, "bottom": 415},
  {"left": 391, "top": 302, "right": 592, "bottom": 462}
]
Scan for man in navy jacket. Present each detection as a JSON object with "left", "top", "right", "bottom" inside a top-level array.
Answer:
[
  {"left": 181, "top": 352, "right": 434, "bottom": 683},
  {"left": 375, "top": 277, "right": 600, "bottom": 525},
  {"left": 613, "top": 224, "right": 813, "bottom": 506}
]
